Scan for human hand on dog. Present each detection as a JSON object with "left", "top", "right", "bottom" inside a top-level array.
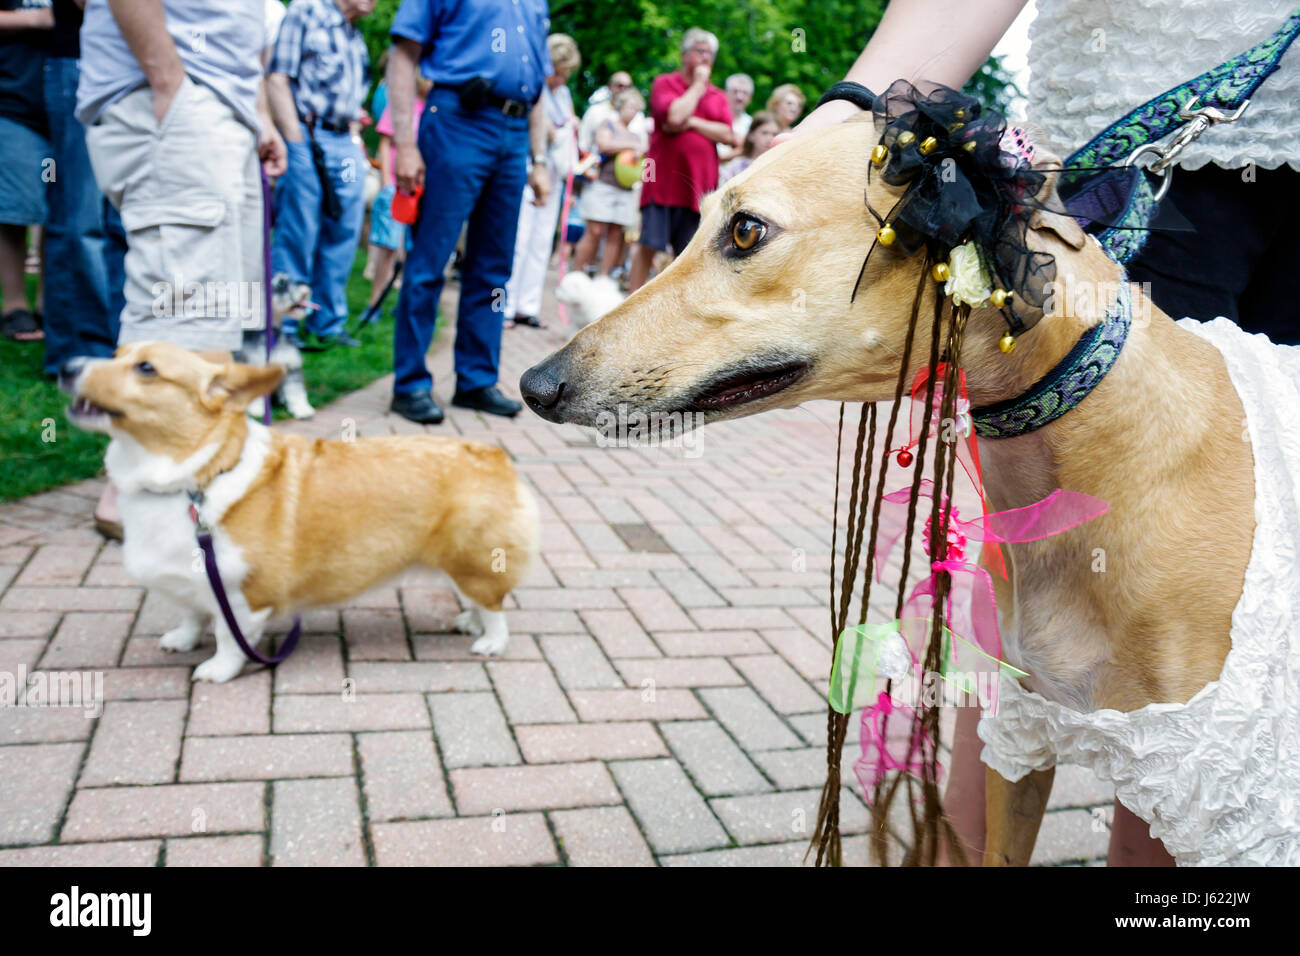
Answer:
[{"left": 771, "top": 98, "right": 864, "bottom": 148}]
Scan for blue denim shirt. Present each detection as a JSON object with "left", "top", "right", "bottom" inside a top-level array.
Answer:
[{"left": 391, "top": 0, "right": 552, "bottom": 105}]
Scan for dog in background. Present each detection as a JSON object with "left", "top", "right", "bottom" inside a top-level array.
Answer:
[
  {"left": 63, "top": 343, "right": 538, "bottom": 682},
  {"left": 235, "top": 273, "right": 315, "bottom": 420},
  {"left": 555, "top": 270, "right": 625, "bottom": 327}
]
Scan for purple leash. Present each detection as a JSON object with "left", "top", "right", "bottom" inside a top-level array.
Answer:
[
  {"left": 188, "top": 489, "right": 301, "bottom": 665},
  {"left": 260, "top": 168, "right": 275, "bottom": 427}
]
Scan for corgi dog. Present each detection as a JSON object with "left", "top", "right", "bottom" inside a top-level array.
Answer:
[
  {"left": 62, "top": 342, "right": 538, "bottom": 683},
  {"left": 555, "top": 271, "right": 625, "bottom": 327}
]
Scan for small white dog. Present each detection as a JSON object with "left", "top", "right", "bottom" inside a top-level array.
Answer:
[
  {"left": 555, "top": 271, "right": 625, "bottom": 327},
  {"left": 235, "top": 273, "right": 315, "bottom": 421}
]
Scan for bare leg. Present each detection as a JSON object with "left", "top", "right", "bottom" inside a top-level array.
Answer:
[
  {"left": 939, "top": 705, "right": 987, "bottom": 865},
  {"left": 1, "top": 224, "right": 31, "bottom": 314},
  {"left": 94, "top": 481, "right": 121, "bottom": 539},
  {"left": 368, "top": 246, "right": 398, "bottom": 307},
  {"left": 598, "top": 224, "right": 626, "bottom": 276},
  {"left": 1107, "top": 799, "right": 1175, "bottom": 866},
  {"left": 573, "top": 220, "right": 603, "bottom": 272},
  {"left": 628, "top": 243, "right": 655, "bottom": 293}
]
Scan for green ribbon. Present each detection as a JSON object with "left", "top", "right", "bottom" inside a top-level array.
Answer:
[{"left": 828, "top": 618, "right": 1029, "bottom": 715}]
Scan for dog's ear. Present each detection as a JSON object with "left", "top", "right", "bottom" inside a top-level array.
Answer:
[
  {"left": 203, "top": 362, "right": 286, "bottom": 411},
  {"left": 1020, "top": 124, "right": 1087, "bottom": 252}
]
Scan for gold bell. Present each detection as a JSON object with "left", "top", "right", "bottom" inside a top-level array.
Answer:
[
  {"left": 998, "top": 333, "right": 1017, "bottom": 354},
  {"left": 990, "top": 288, "right": 1013, "bottom": 308},
  {"left": 948, "top": 121, "right": 965, "bottom": 133},
  {"left": 877, "top": 223, "right": 896, "bottom": 246},
  {"left": 870, "top": 144, "right": 888, "bottom": 166},
  {"left": 918, "top": 136, "right": 939, "bottom": 156},
  {"left": 896, "top": 130, "right": 915, "bottom": 147},
  {"left": 963, "top": 141, "right": 978, "bottom": 153},
  {"left": 954, "top": 108, "right": 968, "bottom": 120},
  {"left": 932, "top": 262, "right": 950, "bottom": 282}
]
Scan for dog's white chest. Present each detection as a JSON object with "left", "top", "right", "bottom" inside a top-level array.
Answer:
[{"left": 120, "top": 491, "right": 206, "bottom": 599}]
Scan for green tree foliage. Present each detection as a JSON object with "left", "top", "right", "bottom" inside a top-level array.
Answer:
[{"left": 349, "top": 0, "right": 1016, "bottom": 118}]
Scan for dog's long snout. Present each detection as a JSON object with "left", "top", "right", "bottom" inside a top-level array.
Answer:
[{"left": 519, "top": 356, "right": 567, "bottom": 421}]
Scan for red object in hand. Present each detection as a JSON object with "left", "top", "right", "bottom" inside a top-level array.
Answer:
[{"left": 392, "top": 186, "right": 424, "bottom": 225}]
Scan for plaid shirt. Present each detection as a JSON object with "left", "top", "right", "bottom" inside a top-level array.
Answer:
[{"left": 269, "top": 0, "right": 369, "bottom": 129}]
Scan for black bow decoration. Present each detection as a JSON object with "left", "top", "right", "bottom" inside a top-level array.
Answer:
[{"left": 860, "top": 81, "right": 1063, "bottom": 334}]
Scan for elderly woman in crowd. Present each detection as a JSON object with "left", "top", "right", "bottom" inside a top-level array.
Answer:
[{"left": 766, "top": 83, "right": 805, "bottom": 131}]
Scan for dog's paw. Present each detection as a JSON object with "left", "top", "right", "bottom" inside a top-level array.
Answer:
[
  {"left": 160, "top": 624, "right": 202, "bottom": 652},
  {"left": 279, "top": 385, "right": 315, "bottom": 420},
  {"left": 192, "top": 654, "right": 245, "bottom": 683},
  {"left": 471, "top": 632, "right": 509, "bottom": 656},
  {"left": 246, "top": 395, "right": 268, "bottom": 421},
  {"left": 454, "top": 609, "right": 485, "bottom": 636}
]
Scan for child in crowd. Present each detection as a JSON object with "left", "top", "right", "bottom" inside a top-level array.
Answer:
[{"left": 367, "top": 75, "right": 432, "bottom": 312}]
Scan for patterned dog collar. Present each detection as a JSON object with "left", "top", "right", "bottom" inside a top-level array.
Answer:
[{"left": 971, "top": 283, "right": 1132, "bottom": 439}]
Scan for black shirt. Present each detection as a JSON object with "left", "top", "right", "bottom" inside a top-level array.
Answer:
[
  {"left": 0, "top": 0, "right": 51, "bottom": 133},
  {"left": 47, "top": 0, "right": 81, "bottom": 59}
]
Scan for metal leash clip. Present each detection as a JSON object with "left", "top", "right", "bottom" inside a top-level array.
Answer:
[{"left": 1123, "top": 94, "right": 1251, "bottom": 202}]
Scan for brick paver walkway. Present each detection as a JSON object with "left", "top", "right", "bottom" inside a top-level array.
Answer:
[{"left": 0, "top": 271, "right": 1115, "bottom": 866}]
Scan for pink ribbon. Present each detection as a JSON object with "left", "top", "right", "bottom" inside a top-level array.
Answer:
[
  {"left": 876, "top": 479, "right": 1108, "bottom": 663},
  {"left": 853, "top": 691, "right": 942, "bottom": 805}
]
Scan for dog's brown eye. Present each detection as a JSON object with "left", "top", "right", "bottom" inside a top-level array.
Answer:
[
  {"left": 134, "top": 361, "right": 157, "bottom": 378},
  {"left": 732, "top": 217, "right": 765, "bottom": 251}
]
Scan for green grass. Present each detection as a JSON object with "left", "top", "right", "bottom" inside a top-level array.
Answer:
[{"left": 0, "top": 247, "right": 438, "bottom": 503}]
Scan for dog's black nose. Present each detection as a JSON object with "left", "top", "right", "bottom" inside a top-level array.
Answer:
[
  {"left": 519, "top": 359, "right": 566, "bottom": 420},
  {"left": 58, "top": 357, "right": 89, "bottom": 395}
]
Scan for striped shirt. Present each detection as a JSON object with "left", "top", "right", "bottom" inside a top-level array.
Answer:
[{"left": 269, "top": 0, "right": 369, "bottom": 129}]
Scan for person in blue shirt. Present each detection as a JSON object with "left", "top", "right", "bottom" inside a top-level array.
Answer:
[{"left": 385, "top": 0, "right": 554, "bottom": 423}]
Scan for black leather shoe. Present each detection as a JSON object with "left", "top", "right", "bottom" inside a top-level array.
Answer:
[
  {"left": 390, "top": 391, "right": 445, "bottom": 424},
  {"left": 452, "top": 385, "right": 522, "bottom": 417}
]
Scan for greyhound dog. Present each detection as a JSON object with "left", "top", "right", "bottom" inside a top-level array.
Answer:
[{"left": 520, "top": 116, "right": 1300, "bottom": 865}]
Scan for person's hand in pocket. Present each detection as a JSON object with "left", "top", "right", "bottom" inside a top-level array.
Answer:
[{"left": 150, "top": 68, "right": 185, "bottom": 125}]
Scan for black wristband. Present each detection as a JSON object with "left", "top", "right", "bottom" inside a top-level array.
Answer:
[{"left": 815, "top": 81, "right": 876, "bottom": 114}]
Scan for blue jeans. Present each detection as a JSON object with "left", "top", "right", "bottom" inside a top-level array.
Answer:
[
  {"left": 41, "top": 56, "right": 120, "bottom": 376},
  {"left": 393, "top": 88, "right": 529, "bottom": 395},
  {"left": 271, "top": 125, "right": 366, "bottom": 338}
]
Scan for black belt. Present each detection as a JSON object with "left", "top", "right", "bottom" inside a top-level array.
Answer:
[
  {"left": 303, "top": 116, "right": 350, "bottom": 134},
  {"left": 438, "top": 82, "right": 532, "bottom": 119}
]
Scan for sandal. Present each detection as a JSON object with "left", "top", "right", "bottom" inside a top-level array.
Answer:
[{"left": 1, "top": 309, "right": 43, "bottom": 341}]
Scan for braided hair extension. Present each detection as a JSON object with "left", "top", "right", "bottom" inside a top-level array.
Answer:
[
  {"left": 811, "top": 253, "right": 932, "bottom": 866},
  {"left": 811, "top": 80, "right": 1057, "bottom": 867}
]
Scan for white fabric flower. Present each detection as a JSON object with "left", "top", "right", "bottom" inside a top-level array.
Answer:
[
  {"left": 944, "top": 243, "right": 992, "bottom": 308},
  {"left": 876, "top": 630, "right": 914, "bottom": 682}
]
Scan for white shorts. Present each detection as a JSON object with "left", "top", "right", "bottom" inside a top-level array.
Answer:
[
  {"left": 86, "top": 76, "right": 262, "bottom": 352},
  {"left": 579, "top": 180, "right": 640, "bottom": 228}
]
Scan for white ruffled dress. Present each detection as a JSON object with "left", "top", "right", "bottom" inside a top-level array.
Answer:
[
  {"left": 1027, "top": 0, "right": 1300, "bottom": 171},
  {"left": 978, "top": 318, "right": 1300, "bottom": 866}
]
